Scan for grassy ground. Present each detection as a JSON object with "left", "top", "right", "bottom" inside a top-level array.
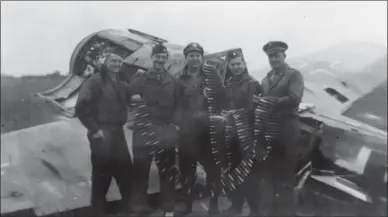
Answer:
[{"left": 1, "top": 75, "right": 66, "bottom": 134}]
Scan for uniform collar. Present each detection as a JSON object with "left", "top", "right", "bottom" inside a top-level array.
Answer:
[
  {"left": 146, "top": 68, "right": 174, "bottom": 86},
  {"left": 180, "top": 65, "right": 204, "bottom": 79},
  {"left": 226, "top": 69, "right": 250, "bottom": 84},
  {"left": 146, "top": 68, "right": 166, "bottom": 80},
  {"left": 267, "top": 64, "right": 290, "bottom": 78}
]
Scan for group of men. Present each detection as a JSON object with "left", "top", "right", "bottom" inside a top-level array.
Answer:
[{"left": 75, "top": 40, "right": 305, "bottom": 217}]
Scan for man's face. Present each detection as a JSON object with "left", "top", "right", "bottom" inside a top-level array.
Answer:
[
  {"left": 268, "top": 51, "right": 286, "bottom": 69},
  {"left": 152, "top": 53, "right": 168, "bottom": 70},
  {"left": 228, "top": 56, "right": 246, "bottom": 76},
  {"left": 105, "top": 53, "right": 123, "bottom": 73},
  {"left": 186, "top": 51, "right": 203, "bottom": 68}
]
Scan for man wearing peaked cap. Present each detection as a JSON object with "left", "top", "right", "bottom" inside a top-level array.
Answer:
[
  {"left": 262, "top": 41, "right": 288, "bottom": 55},
  {"left": 183, "top": 42, "right": 204, "bottom": 57},
  {"left": 174, "top": 42, "right": 223, "bottom": 216},
  {"left": 252, "top": 41, "right": 304, "bottom": 216},
  {"left": 129, "top": 42, "right": 182, "bottom": 216}
]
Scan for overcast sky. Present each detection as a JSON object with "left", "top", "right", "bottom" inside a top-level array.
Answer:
[{"left": 1, "top": 1, "right": 387, "bottom": 76}]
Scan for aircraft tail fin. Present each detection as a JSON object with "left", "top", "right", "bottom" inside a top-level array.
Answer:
[{"left": 127, "top": 29, "right": 168, "bottom": 44}]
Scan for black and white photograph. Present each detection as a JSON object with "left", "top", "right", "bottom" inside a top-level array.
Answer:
[{"left": 1, "top": 1, "right": 387, "bottom": 217}]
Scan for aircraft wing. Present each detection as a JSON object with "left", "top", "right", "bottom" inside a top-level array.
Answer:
[
  {"left": 1, "top": 119, "right": 203, "bottom": 216},
  {"left": 341, "top": 79, "right": 387, "bottom": 132}
]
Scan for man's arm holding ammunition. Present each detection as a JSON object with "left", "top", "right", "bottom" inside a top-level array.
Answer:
[{"left": 248, "top": 80, "right": 263, "bottom": 110}]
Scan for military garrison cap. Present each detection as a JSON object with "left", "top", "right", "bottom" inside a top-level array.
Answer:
[
  {"left": 183, "top": 42, "right": 204, "bottom": 56},
  {"left": 152, "top": 43, "right": 168, "bottom": 56},
  {"left": 263, "top": 41, "right": 288, "bottom": 55},
  {"left": 227, "top": 49, "right": 244, "bottom": 60}
]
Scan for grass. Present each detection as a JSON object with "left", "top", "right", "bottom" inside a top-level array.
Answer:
[{"left": 1, "top": 74, "right": 66, "bottom": 134}]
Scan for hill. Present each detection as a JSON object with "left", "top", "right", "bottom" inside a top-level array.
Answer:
[
  {"left": 338, "top": 54, "right": 387, "bottom": 95},
  {"left": 1, "top": 74, "right": 66, "bottom": 134},
  {"left": 298, "top": 41, "right": 387, "bottom": 73},
  {"left": 252, "top": 41, "right": 386, "bottom": 81}
]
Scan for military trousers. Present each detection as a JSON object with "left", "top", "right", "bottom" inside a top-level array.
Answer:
[
  {"left": 226, "top": 136, "right": 260, "bottom": 214},
  {"left": 252, "top": 117, "right": 300, "bottom": 216},
  {"left": 131, "top": 123, "right": 178, "bottom": 213},
  {"left": 87, "top": 123, "right": 133, "bottom": 214},
  {"left": 177, "top": 122, "right": 221, "bottom": 213}
]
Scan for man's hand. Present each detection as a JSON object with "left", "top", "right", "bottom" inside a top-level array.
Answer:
[
  {"left": 92, "top": 129, "right": 104, "bottom": 140},
  {"left": 203, "top": 87, "right": 211, "bottom": 98},
  {"left": 253, "top": 94, "right": 262, "bottom": 104},
  {"left": 203, "top": 64, "right": 217, "bottom": 73},
  {"left": 131, "top": 94, "right": 142, "bottom": 101},
  {"left": 253, "top": 94, "right": 280, "bottom": 105}
]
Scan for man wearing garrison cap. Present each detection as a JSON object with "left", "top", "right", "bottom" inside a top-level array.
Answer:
[
  {"left": 253, "top": 41, "right": 304, "bottom": 216},
  {"left": 75, "top": 46, "right": 134, "bottom": 215},
  {"left": 174, "top": 42, "right": 223, "bottom": 216},
  {"left": 129, "top": 43, "right": 182, "bottom": 216}
]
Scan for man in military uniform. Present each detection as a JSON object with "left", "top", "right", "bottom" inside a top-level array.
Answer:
[
  {"left": 221, "top": 50, "right": 263, "bottom": 216},
  {"left": 253, "top": 41, "right": 304, "bottom": 216},
  {"left": 174, "top": 43, "right": 222, "bottom": 216},
  {"left": 129, "top": 44, "right": 181, "bottom": 216},
  {"left": 75, "top": 47, "right": 133, "bottom": 215}
]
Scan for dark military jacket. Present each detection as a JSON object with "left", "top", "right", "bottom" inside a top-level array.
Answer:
[
  {"left": 173, "top": 66, "right": 224, "bottom": 133},
  {"left": 261, "top": 64, "right": 304, "bottom": 118},
  {"left": 75, "top": 71, "right": 132, "bottom": 134},
  {"left": 223, "top": 70, "right": 262, "bottom": 111},
  {"left": 129, "top": 68, "right": 182, "bottom": 124},
  {"left": 174, "top": 67, "right": 207, "bottom": 114}
]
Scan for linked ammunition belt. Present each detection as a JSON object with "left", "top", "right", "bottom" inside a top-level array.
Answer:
[
  {"left": 203, "top": 66, "right": 226, "bottom": 170},
  {"left": 254, "top": 97, "right": 282, "bottom": 161},
  {"left": 131, "top": 99, "right": 160, "bottom": 150},
  {"left": 131, "top": 99, "right": 178, "bottom": 184},
  {"left": 219, "top": 97, "right": 282, "bottom": 193},
  {"left": 220, "top": 108, "right": 254, "bottom": 192}
]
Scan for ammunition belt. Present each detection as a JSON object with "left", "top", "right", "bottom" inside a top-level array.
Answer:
[
  {"left": 220, "top": 108, "right": 254, "bottom": 193},
  {"left": 220, "top": 97, "right": 282, "bottom": 193},
  {"left": 131, "top": 100, "right": 160, "bottom": 150},
  {"left": 131, "top": 99, "right": 179, "bottom": 184},
  {"left": 254, "top": 97, "right": 282, "bottom": 161},
  {"left": 203, "top": 67, "right": 226, "bottom": 170}
]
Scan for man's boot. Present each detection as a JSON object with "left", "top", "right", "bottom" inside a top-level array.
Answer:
[
  {"left": 129, "top": 204, "right": 155, "bottom": 217},
  {"left": 174, "top": 201, "right": 192, "bottom": 217},
  {"left": 208, "top": 197, "right": 220, "bottom": 215},
  {"left": 222, "top": 193, "right": 244, "bottom": 215},
  {"left": 222, "top": 202, "right": 243, "bottom": 215}
]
